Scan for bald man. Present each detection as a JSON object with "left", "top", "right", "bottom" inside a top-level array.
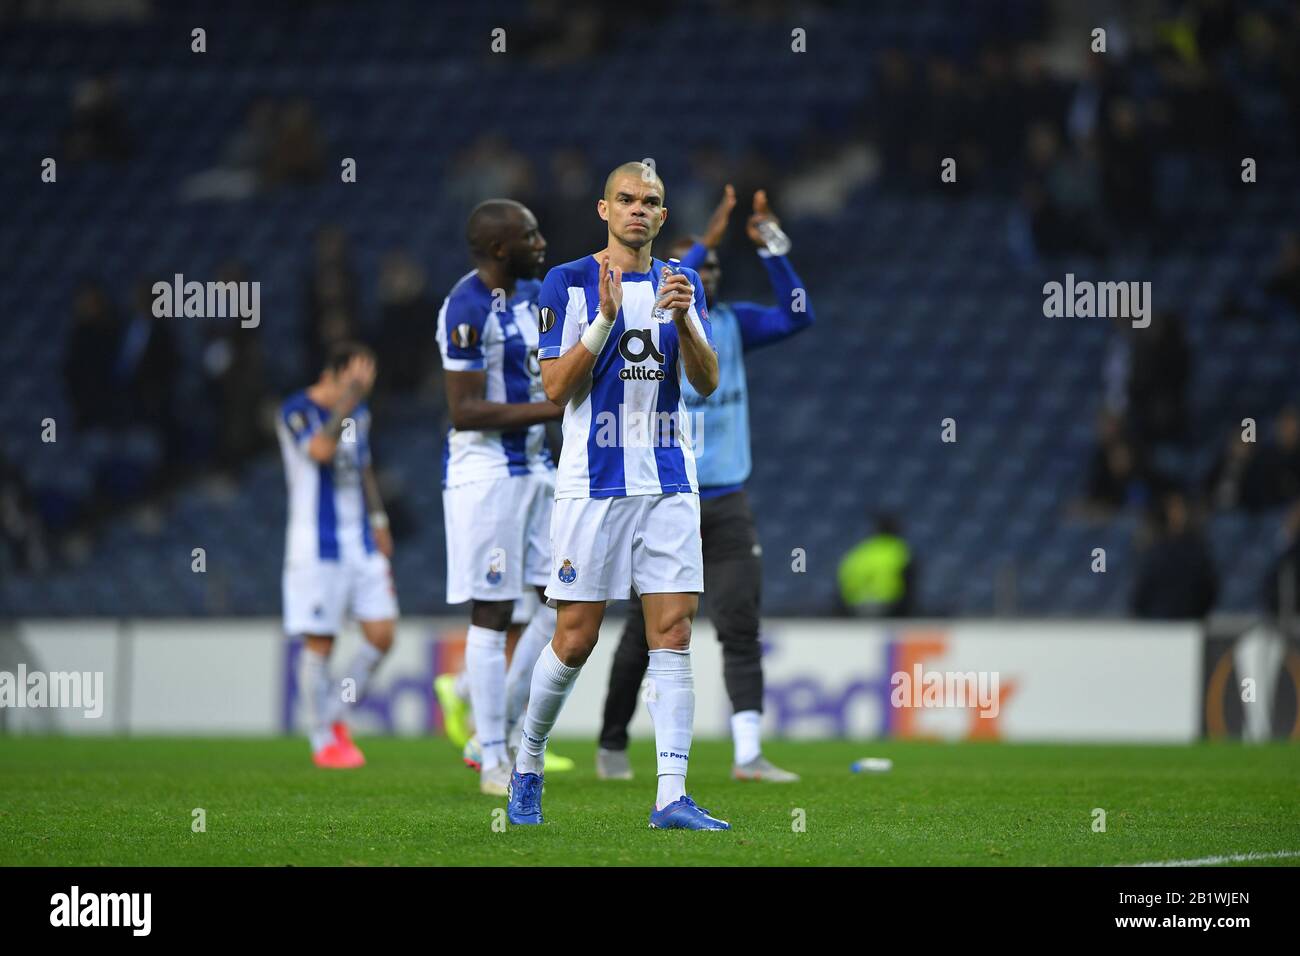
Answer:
[
  {"left": 506, "top": 162, "right": 728, "bottom": 831},
  {"left": 597, "top": 186, "right": 813, "bottom": 784},
  {"left": 435, "top": 199, "right": 564, "bottom": 796}
]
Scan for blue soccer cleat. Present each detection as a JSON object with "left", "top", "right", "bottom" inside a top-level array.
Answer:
[
  {"left": 648, "top": 795, "right": 731, "bottom": 831},
  {"left": 507, "top": 769, "right": 544, "bottom": 825}
]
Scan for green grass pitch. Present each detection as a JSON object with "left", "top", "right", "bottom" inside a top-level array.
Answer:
[{"left": 2, "top": 737, "right": 1297, "bottom": 866}]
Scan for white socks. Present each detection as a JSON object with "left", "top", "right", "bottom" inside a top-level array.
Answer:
[
  {"left": 466, "top": 625, "right": 508, "bottom": 770},
  {"left": 646, "top": 648, "right": 694, "bottom": 809},
  {"left": 506, "top": 602, "right": 556, "bottom": 729},
  {"left": 731, "top": 709, "right": 762, "bottom": 765},
  {"left": 515, "top": 643, "right": 580, "bottom": 775},
  {"left": 298, "top": 645, "right": 335, "bottom": 753},
  {"left": 324, "top": 640, "right": 386, "bottom": 726}
]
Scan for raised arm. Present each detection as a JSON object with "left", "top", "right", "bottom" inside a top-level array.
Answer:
[
  {"left": 736, "top": 190, "right": 815, "bottom": 351},
  {"left": 308, "top": 354, "right": 373, "bottom": 464},
  {"left": 734, "top": 253, "right": 816, "bottom": 351}
]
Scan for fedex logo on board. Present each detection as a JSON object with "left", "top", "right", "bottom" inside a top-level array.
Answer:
[{"left": 761, "top": 630, "right": 1016, "bottom": 739}]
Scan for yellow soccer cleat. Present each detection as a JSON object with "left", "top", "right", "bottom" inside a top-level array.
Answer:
[
  {"left": 435, "top": 673, "right": 472, "bottom": 750},
  {"left": 544, "top": 751, "right": 576, "bottom": 773}
]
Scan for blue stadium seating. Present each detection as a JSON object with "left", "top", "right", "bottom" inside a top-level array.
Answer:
[{"left": 2, "top": 1, "right": 1298, "bottom": 619}]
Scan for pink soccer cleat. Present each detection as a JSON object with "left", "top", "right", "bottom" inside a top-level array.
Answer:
[
  {"left": 330, "top": 722, "right": 367, "bottom": 768},
  {"left": 313, "top": 742, "right": 360, "bottom": 769}
]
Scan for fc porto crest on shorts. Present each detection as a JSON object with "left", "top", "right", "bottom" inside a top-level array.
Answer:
[
  {"left": 557, "top": 559, "right": 577, "bottom": 585},
  {"left": 486, "top": 547, "right": 505, "bottom": 585}
]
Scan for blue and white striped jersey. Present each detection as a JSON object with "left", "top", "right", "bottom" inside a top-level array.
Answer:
[
  {"left": 436, "top": 271, "right": 553, "bottom": 488},
  {"left": 277, "top": 391, "right": 375, "bottom": 565},
  {"left": 537, "top": 255, "right": 714, "bottom": 499}
]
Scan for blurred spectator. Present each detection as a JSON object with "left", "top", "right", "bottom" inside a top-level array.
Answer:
[
  {"left": 1098, "top": 97, "right": 1155, "bottom": 240},
  {"left": 1264, "top": 231, "right": 1300, "bottom": 314},
  {"left": 1280, "top": 4, "right": 1300, "bottom": 147},
  {"left": 1205, "top": 429, "right": 1267, "bottom": 511},
  {"left": 374, "top": 250, "right": 433, "bottom": 397},
  {"left": 63, "top": 281, "right": 122, "bottom": 429},
  {"left": 1020, "top": 121, "right": 1106, "bottom": 257},
  {"left": 118, "top": 279, "right": 180, "bottom": 456},
  {"left": 1013, "top": 44, "right": 1068, "bottom": 134},
  {"left": 265, "top": 97, "right": 325, "bottom": 186},
  {"left": 444, "top": 134, "right": 536, "bottom": 210},
  {"left": 914, "top": 55, "right": 975, "bottom": 193},
  {"left": 968, "top": 44, "right": 1021, "bottom": 186},
  {"left": 201, "top": 261, "right": 273, "bottom": 473},
  {"left": 179, "top": 97, "right": 277, "bottom": 202},
  {"left": 1081, "top": 410, "right": 1166, "bottom": 515},
  {"left": 1132, "top": 491, "right": 1218, "bottom": 619},
  {"left": 1210, "top": 406, "right": 1300, "bottom": 511},
  {"left": 1086, "top": 413, "right": 1149, "bottom": 515},
  {"left": 303, "top": 225, "right": 360, "bottom": 375},
  {"left": 61, "top": 74, "right": 133, "bottom": 163},
  {"left": 867, "top": 49, "right": 920, "bottom": 188},
  {"left": 837, "top": 513, "right": 915, "bottom": 617},
  {"left": 1263, "top": 502, "right": 1300, "bottom": 620},
  {"left": 535, "top": 148, "right": 599, "bottom": 267},
  {"left": 513, "top": 0, "right": 612, "bottom": 66},
  {"left": 1126, "top": 310, "right": 1190, "bottom": 446},
  {"left": 0, "top": 451, "right": 50, "bottom": 574}
]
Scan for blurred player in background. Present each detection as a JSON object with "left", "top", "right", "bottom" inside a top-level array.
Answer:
[
  {"left": 435, "top": 199, "right": 567, "bottom": 795},
  {"left": 595, "top": 185, "right": 813, "bottom": 783},
  {"left": 278, "top": 342, "right": 397, "bottom": 769},
  {"left": 435, "top": 590, "right": 575, "bottom": 773},
  {"left": 435, "top": 593, "right": 536, "bottom": 752},
  {"left": 508, "top": 161, "right": 728, "bottom": 830}
]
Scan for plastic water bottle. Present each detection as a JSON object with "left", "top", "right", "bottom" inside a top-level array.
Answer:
[
  {"left": 652, "top": 257, "right": 681, "bottom": 323},
  {"left": 851, "top": 757, "right": 893, "bottom": 773},
  {"left": 756, "top": 219, "right": 792, "bottom": 256}
]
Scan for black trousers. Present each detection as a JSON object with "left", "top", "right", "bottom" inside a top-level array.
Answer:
[{"left": 597, "top": 490, "right": 764, "bottom": 751}]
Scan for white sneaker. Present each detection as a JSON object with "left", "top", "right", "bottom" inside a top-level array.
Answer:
[
  {"left": 596, "top": 748, "right": 634, "bottom": 780},
  {"left": 732, "top": 756, "right": 800, "bottom": 783},
  {"left": 480, "top": 762, "right": 511, "bottom": 796}
]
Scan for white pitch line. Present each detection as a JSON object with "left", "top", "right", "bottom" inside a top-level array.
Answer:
[{"left": 1122, "top": 850, "right": 1300, "bottom": 868}]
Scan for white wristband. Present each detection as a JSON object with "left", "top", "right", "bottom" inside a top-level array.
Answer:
[
  {"left": 369, "top": 512, "right": 389, "bottom": 530},
  {"left": 580, "top": 314, "right": 615, "bottom": 355}
]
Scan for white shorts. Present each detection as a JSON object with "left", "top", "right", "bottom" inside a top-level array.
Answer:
[
  {"left": 444, "top": 471, "right": 554, "bottom": 605},
  {"left": 282, "top": 550, "right": 398, "bottom": 636},
  {"left": 546, "top": 492, "right": 703, "bottom": 603}
]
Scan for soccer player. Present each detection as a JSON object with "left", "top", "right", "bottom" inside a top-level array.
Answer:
[
  {"left": 436, "top": 199, "right": 565, "bottom": 796},
  {"left": 435, "top": 591, "right": 576, "bottom": 774},
  {"left": 434, "top": 595, "right": 539, "bottom": 753},
  {"left": 507, "top": 161, "right": 729, "bottom": 830},
  {"left": 278, "top": 342, "right": 397, "bottom": 769},
  {"left": 595, "top": 185, "right": 813, "bottom": 783}
]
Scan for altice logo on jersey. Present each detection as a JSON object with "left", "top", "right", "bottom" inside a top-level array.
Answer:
[
  {"left": 0, "top": 665, "right": 103, "bottom": 718},
  {"left": 50, "top": 886, "right": 151, "bottom": 936},
  {"left": 617, "top": 328, "right": 666, "bottom": 380},
  {"left": 152, "top": 273, "right": 260, "bottom": 328}
]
